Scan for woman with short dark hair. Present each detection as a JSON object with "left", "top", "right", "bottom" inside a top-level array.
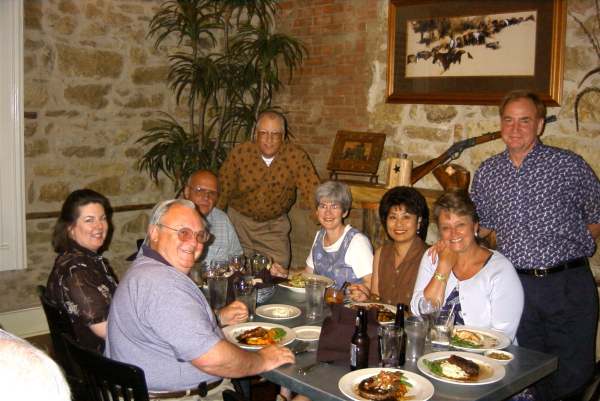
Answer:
[
  {"left": 46, "top": 189, "right": 118, "bottom": 353},
  {"left": 350, "top": 186, "right": 429, "bottom": 305}
]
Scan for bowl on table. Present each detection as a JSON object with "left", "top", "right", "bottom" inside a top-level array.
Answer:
[{"left": 484, "top": 349, "right": 514, "bottom": 365}]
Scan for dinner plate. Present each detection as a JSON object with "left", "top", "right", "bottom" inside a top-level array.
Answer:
[
  {"left": 345, "top": 302, "right": 396, "bottom": 325},
  {"left": 450, "top": 326, "right": 511, "bottom": 352},
  {"left": 222, "top": 322, "right": 296, "bottom": 350},
  {"left": 293, "top": 325, "right": 321, "bottom": 341},
  {"left": 417, "top": 351, "right": 505, "bottom": 385},
  {"left": 277, "top": 273, "right": 334, "bottom": 293},
  {"left": 338, "top": 367, "right": 434, "bottom": 401},
  {"left": 255, "top": 304, "right": 302, "bottom": 320}
]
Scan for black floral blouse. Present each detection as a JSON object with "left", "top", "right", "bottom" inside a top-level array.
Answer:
[{"left": 46, "top": 240, "right": 118, "bottom": 353}]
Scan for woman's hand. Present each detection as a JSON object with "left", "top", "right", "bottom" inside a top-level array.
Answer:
[
  {"left": 270, "top": 262, "right": 288, "bottom": 278},
  {"left": 218, "top": 300, "right": 248, "bottom": 325},
  {"left": 427, "top": 240, "right": 456, "bottom": 275},
  {"left": 348, "top": 284, "right": 370, "bottom": 302}
]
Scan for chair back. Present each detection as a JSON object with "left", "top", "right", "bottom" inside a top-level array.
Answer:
[
  {"left": 62, "top": 333, "right": 150, "bottom": 401},
  {"left": 36, "top": 285, "right": 77, "bottom": 374}
]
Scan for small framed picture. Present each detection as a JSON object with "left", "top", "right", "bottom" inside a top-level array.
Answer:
[{"left": 327, "top": 131, "right": 386, "bottom": 181}]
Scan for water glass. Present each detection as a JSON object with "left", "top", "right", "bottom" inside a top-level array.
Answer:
[
  {"left": 206, "top": 270, "right": 228, "bottom": 310},
  {"left": 305, "top": 278, "right": 326, "bottom": 320},
  {"left": 431, "top": 310, "right": 455, "bottom": 349},
  {"left": 234, "top": 277, "right": 256, "bottom": 321},
  {"left": 210, "top": 260, "right": 230, "bottom": 276},
  {"left": 378, "top": 325, "right": 403, "bottom": 367},
  {"left": 189, "top": 263, "right": 204, "bottom": 287},
  {"left": 405, "top": 316, "right": 427, "bottom": 361}
]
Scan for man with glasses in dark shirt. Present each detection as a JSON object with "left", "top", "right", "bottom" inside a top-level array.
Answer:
[{"left": 471, "top": 90, "right": 600, "bottom": 401}]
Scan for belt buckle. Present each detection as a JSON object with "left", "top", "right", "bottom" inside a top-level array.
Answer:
[{"left": 534, "top": 269, "right": 548, "bottom": 278}]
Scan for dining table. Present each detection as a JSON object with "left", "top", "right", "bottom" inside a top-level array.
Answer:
[{"left": 243, "top": 283, "right": 558, "bottom": 401}]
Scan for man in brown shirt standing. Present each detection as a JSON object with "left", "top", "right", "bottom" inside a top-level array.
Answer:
[{"left": 217, "top": 111, "right": 320, "bottom": 267}]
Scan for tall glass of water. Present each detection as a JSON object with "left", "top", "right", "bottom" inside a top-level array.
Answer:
[{"left": 418, "top": 297, "right": 440, "bottom": 344}]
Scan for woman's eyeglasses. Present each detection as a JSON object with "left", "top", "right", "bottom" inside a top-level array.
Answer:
[{"left": 158, "top": 224, "right": 211, "bottom": 244}]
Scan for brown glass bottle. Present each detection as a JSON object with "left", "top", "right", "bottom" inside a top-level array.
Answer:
[
  {"left": 350, "top": 307, "right": 369, "bottom": 370},
  {"left": 394, "top": 303, "right": 406, "bottom": 366}
]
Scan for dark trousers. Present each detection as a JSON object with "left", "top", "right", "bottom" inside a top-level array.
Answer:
[{"left": 517, "top": 262, "right": 598, "bottom": 401}]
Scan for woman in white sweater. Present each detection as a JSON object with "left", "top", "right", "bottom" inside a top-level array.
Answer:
[{"left": 410, "top": 191, "right": 524, "bottom": 341}]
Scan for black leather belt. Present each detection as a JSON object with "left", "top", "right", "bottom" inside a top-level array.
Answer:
[
  {"left": 148, "top": 379, "right": 223, "bottom": 399},
  {"left": 517, "top": 257, "right": 587, "bottom": 278}
]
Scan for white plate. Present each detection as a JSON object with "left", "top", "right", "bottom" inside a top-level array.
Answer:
[
  {"left": 450, "top": 326, "right": 511, "bottom": 352},
  {"left": 222, "top": 322, "right": 296, "bottom": 350},
  {"left": 255, "top": 304, "right": 301, "bottom": 320},
  {"left": 338, "top": 368, "right": 434, "bottom": 401},
  {"left": 277, "top": 273, "right": 334, "bottom": 293},
  {"left": 345, "top": 302, "right": 396, "bottom": 324},
  {"left": 293, "top": 325, "right": 321, "bottom": 341},
  {"left": 417, "top": 351, "right": 505, "bottom": 385}
]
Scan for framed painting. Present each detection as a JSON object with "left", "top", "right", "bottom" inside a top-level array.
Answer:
[
  {"left": 387, "top": 0, "right": 566, "bottom": 105},
  {"left": 327, "top": 131, "right": 386, "bottom": 182}
]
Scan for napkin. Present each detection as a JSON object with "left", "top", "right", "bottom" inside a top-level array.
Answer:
[{"left": 316, "top": 304, "right": 380, "bottom": 367}]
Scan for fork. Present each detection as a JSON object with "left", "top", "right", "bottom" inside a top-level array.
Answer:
[{"left": 297, "top": 361, "right": 321, "bottom": 375}]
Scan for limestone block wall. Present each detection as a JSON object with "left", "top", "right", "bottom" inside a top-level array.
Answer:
[
  {"left": 0, "top": 0, "right": 177, "bottom": 313},
  {"left": 279, "top": 0, "right": 600, "bottom": 277}
]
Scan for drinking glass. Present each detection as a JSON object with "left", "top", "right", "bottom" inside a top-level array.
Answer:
[
  {"left": 304, "top": 278, "right": 326, "bottom": 320},
  {"left": 378, "top": 325, "right": 403, "bottom": 367},
  {"left": 234, "top": 276, "right": 256, "bottom": 321},
  {"left": 418, "top": 297, "right": 440, "bottom": 343},
  {"left": 405, "top": 316, "right": 427, "bottom": 361},
  {"left": 210, "top": 260, "right": 230, "bottom": 277},
  {"left": 189, "top": 263, "right": 204, "bottom": 288},
  {"left": 206, "top": 269, "right": 228, "bottom": 310},
  {"left": 251, "top": 254, "right": 271, "bottom": 273},
  {"left": 431, "top": 309, "right": 455, "bottom": 349},
  {"left": 324, "top": 287, "right": 345, "bottom": 305}
]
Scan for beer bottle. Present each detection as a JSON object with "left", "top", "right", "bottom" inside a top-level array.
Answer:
[
  {"left": 394, "top": 303, "right": 406, "bottom": 366},
  {"left": 350, "top": 307, "right": 369, "bottom": 370}
]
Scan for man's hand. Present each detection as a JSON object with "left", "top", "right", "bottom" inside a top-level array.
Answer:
[
  {"left": 348, "top": 284, "right": 370, "bottom": 302},
  {"left": 270, "top": 262, "right": 289, "bottom": 278},
  {"left": 219, "top": 301, "right": 248, "bottom": 326},
  {"left": 257, "top": 345, "right": 295, "bottom": 371}
]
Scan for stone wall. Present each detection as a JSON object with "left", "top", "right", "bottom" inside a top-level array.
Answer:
[
  {"left": 2, "top": 0, "right": 599, "bottom": 314},
  {"left": 0, "top": 0, "right": 176, "bottom": 313},
  {"left": 279, "top": 0, "right": 600, "bottom": 276}
]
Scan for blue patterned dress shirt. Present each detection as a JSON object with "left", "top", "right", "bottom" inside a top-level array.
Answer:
[{"left": 471, "top": 142, "right": 600, "bottom": 270}]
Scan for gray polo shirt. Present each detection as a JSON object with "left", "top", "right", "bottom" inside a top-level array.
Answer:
[{"left": 105, "top": 248, "right": 223, "bottom": 391}]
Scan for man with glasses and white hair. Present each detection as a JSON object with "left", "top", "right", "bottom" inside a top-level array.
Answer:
[
  {"left": 106, "top": 199, "right": 295, "bottom": 400},
  {"left": 218, "top": 110, "right": 320, "bottom": 267},
  {"left": 184, "top": 169, "right": 242, "bottom": 266}
]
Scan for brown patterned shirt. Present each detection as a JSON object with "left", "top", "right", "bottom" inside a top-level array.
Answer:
[
  {"left": 217, "top": 141, "right": 320, "bottom": 221},
  {"left": 46, "top": 241, "right": 118, "bottom": 353}
]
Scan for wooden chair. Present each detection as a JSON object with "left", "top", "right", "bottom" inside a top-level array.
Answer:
[
  {"left": 63, "top": 333, "right": 150, "bottom": 401},
  {"left": 37, "top": 285, "right": 88, "bottom": 400}
]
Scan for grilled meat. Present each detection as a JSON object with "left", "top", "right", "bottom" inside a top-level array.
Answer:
[
  {"left": 445, "top": 355, "right": 480, "bottom": 378},
  {"left": 357, "top": 371, "right": 408, "bottom": 401},
  {"left": 236, "top": 327, "right": 268, "bottom": 342}
]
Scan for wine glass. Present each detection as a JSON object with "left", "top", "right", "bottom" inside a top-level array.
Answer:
[
  {"left": 418, "top": 297, "right": 441, "bottom": 344},
  {"left": 229, "top": 255, "right": 245, "bottom": 274}
]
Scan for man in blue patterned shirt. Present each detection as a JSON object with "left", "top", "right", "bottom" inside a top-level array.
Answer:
[{"left": 471, "top": 90, "right": 600, "bottom": 401}]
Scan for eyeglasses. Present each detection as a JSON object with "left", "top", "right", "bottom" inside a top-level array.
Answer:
[
  {"left": 257, "top": 130, "right": 283, "bottom": 141},
  {"left": 158, "top": 224, "right": 211, "bottom": 244},
  {"left": 189, "top": 186, "right": 218, "bottom": 200},
  {"left": 317, "top": 202, "right": 341, "bottom": 211}
]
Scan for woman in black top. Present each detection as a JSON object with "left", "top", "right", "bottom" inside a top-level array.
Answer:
[{"left": 46, "top": 189, "right": 118, "bottom": 353}]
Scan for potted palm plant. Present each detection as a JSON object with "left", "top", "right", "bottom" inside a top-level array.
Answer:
[{"left": 137, "top": 0, "right": 306, "bottom": 193}]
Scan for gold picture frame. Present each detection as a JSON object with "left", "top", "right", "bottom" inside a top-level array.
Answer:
[{"left": 387, "top": 0, "right": 566, "bottom": 105}]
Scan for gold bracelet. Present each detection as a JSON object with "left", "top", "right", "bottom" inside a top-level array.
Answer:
[{"left": 433, "top": 272, "right": 447, "bottom": 282}]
